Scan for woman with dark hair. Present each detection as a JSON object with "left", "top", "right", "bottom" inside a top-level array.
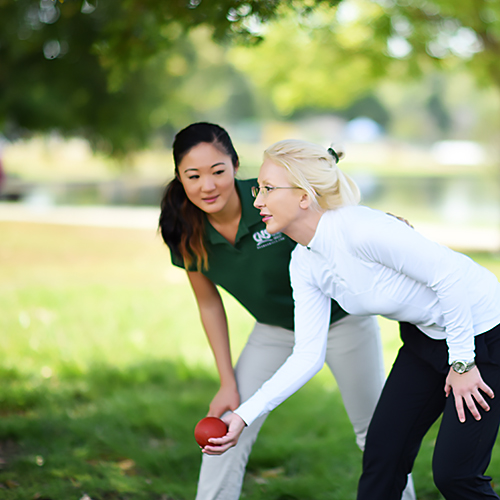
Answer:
[{"left": 159, "top": 123, "right": 416, "bottom": 500}]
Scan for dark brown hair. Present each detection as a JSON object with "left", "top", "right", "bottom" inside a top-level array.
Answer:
[{"left": 159, "top": 123, "right": 239, "bottom": 271}]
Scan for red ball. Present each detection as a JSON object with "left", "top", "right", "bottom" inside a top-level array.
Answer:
[{"left": 194, "top": 417, "right": 228, "bottom": 447}]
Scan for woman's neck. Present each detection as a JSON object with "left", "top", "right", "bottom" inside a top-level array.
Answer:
[{"left": 284, "top": 208, "right": 324, "bottom": 247}]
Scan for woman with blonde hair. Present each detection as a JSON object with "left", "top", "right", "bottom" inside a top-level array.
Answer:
[{"left": 209, "top": 139, "right": 500, "bottom": 500}]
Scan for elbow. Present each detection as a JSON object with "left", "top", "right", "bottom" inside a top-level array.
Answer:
[
  {"left": 300, "top": 349, "right": 326, "bottom": 378},
  {"left": 312, "top": 356, "right": 325, "bottom": 377}
]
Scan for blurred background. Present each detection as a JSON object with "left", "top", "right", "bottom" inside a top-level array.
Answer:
[
  {"left": 1, "top": 2, "right": 500, "bottom": 499},
  {"left": 1, "top": 0, "right": 499, "bottom": 251}
]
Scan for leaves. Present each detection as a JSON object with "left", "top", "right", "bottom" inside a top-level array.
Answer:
[
  {"left": 1, "top": 0, "right": 499, "bottom": 155},
  {"left": 228, "top": 0, "right": 500, "bottom": 116}
]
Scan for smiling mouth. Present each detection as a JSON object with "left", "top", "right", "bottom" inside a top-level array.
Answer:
[
  {"left": 203, "top": 195, "right": 219, "bottom": 203},
  {"left": 261, "top": 214, "right": 272, "bottom": 222}
]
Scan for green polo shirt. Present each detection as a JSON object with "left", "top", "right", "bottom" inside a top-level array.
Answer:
[{"left": 170, "top": 178, "right": 347, "bottom": 331}]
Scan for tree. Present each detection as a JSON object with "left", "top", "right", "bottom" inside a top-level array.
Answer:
[
  {"left": 0, "top": 0, "right": 167, "bottom": 154},
  {"left": 373, "top": 0, "right": 500, "bottom": 88},
  {"left": 0, "top": 0, "right": 276, "bottom": 154},
  {"left": 226, "top": 0, "right": 500, "bottom": 117},
  {"left": 1, "top": 0, "right": 499, "bottom": 153},
  {"left": 0, "top": 0, "right": 270, "bottom": 154},
  {"left": 90, "top": 0, "right": 500, "bottom": 90}
]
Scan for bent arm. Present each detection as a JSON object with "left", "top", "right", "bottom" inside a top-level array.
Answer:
[
  {"left": 234, "top": 251, "right": 331, "bottom": 426},
  {"left": 352, "top": 209, "right": 497, "bottom": 422},
  {"left": 187, "top": 271, "right": 239, "bottom": 416},
  {"left": 355, "top": 209, "right": 476, "bottom": 362}
]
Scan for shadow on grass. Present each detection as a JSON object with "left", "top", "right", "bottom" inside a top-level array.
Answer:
[
  {"left": 0, "top": 361, "right": 217, "bottom": 500},
  {"left": 0, "top": 359, "right": 373, "bottom": 500},
  {"left": 1, "top": 360, "right": 486, "bottom": 500}
]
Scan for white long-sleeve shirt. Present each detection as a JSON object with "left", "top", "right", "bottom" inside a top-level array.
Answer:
[{"left": 235, "top": 206, "right": 500, "bottom": 426}]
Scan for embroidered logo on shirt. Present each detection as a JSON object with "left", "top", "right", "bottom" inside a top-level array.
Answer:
[{"left": 253, "top": 229, "right": 285, "bottom": 249}]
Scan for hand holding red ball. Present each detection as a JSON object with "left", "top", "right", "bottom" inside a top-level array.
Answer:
[{"left": 194, "top": 417, "right": 228, "bottom": 448}]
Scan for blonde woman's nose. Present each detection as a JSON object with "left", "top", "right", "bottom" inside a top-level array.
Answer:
[{"left": 253, "top": 192, "right": 265, "bottom": 208}]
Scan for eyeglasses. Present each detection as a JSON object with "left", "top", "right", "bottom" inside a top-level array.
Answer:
[{"left": 251, "top": 186, "right": 301, "bottom": 198}]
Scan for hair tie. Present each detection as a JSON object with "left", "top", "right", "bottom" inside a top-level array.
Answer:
[{"left": 327, "top": 147, "right": 339, "bottom": 164}]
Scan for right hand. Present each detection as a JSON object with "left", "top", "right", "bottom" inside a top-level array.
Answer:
[
  {"left": 445, "top": 365, "right": 494, "bottom": 423},
  {"left": 202, "top": 412, "right": 247, "bottom": 455},
  {"left": 208, "top": 385, "right": 240, "bottom": 417}
]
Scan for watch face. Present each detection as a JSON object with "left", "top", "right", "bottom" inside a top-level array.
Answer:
[{"left": 453, "top": 361, "right": 466, "bottom": 374}]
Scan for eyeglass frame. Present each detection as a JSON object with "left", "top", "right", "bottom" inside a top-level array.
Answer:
[{"left": 251, "top": 185, "right": 301, "bottom": 198}]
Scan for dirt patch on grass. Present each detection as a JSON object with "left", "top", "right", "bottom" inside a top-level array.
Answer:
[{"left": 0, "top": 440, "right": 21, "bottom": 470}]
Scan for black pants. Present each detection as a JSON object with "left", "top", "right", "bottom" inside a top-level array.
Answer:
[{"left": 357, "top": 322, "right": 500, "bottom": 500}]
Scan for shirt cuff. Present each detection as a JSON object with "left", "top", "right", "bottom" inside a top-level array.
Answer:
[
  {"left": 447, "top": 337, "right": 475, "bottom": 364},
  {"left": 233, "top": 392, "right": 270, "bottom": 427}
]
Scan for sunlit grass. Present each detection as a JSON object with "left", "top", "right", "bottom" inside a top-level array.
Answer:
[{"left": 1, "top": 221, "right": 499, "bottom": 499}]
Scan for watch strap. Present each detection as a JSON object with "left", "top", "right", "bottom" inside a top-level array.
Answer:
[{"left": 451, "top": 359, "right": 476, "bottom": 374}]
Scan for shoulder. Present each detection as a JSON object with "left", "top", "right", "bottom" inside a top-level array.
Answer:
[
  {"left": 334, "top": 205, "right": 383, "bottom": 222},
  {"left": 335, "top": 205, "right": 399, "bottom": 229},
  {"left": 330, "top": 205, "right": 404, "bottom": 250},
  {"left": 320, "top": 205, "right": 384, "bottom": 236}
]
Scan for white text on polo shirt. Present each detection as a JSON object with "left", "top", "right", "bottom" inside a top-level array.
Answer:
[{"left": 253, "top": 229, "right": 285, "bottom": 249}]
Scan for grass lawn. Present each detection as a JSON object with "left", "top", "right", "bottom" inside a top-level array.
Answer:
[{"left": 1, "top": 220, "right": 499, "bottom": 500}]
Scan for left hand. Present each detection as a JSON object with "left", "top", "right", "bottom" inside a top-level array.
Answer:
[
  {"left": 201, "top": 412, "right": 247, "bottom": 455},
  {"left": 445, "top": 365, "right": 495, "bottom": 423},
  {"left": 207, "top": 385, "right": 240, "bottom": 418}
]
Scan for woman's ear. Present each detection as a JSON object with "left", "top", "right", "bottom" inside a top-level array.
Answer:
[{"left": 298, "top": 191, "right": 313, "bottom": 210}]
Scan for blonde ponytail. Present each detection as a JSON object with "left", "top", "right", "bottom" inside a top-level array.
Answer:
[{"left": 263, "top": 139, "right": 360, "bottom": 210}]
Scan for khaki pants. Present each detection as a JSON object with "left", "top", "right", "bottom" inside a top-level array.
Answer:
[{"left": 195, "top": 315, "right": 416, "bottom": 500}]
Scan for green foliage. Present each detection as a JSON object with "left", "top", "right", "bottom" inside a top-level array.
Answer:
[
  {"left": 229, "top": 4, "right": 394, "bottom": 114},
  {"left": 228, "top": 0, "right": 500, "bottom": 116},
  {"left": 0, "top": 0, "right": 263, "bottom": 155},
  {"left": 382, "top": 0, "right": 500, "bottom": 87},
  {"left": 1, "top": 0, "right": 499, "bottom": 154},
  {"left": 0, "top": 0, "right": 166, "bottom": 154}
]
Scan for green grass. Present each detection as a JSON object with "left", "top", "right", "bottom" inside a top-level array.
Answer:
[{"left": 1, "top": 221, "right": 499, "bottom": 500}]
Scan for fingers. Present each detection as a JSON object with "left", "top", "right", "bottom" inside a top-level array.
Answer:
[
  {"left": 201, "top": 435, "right": 236, "bottom": 455},
  {"left": 462, "top": 390, "right": 489, "bottom": 421},
  {"left": 444, "top": 382, "right": 451, "bottom": 397},
  {"left": 202, "top": 442, "right": 235, "bottom": 455},
  {"left": 463, "top": 393, "right": 482, "bottom": 421},
  {"left": 479, "top": 381, "right": 495, "bottom": 400},
  {"left": 455, "top": 386, "right": 494, "bottom": 423},
  {"left": 471, "top": 380, "right": 494, "bottom": 413},
  {"left": 447, "top": 366, "right": 496, "bottom": 423},
  {"left": 454, "top": 396, "right": 466, "bottom": 423},
  {"left": 472, "top": 390, "right": 490, "bottom": 413},
  {"left": 199, "top": 412, "right": 246, "bottom": 455}
]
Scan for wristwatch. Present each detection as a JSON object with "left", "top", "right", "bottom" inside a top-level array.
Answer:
[{"left": 451, "top": 359, "right": 476, "bottom": 374}]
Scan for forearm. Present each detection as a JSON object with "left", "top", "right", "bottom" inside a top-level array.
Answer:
[
  {"left": 187, "top": 271, "right": 237, "bottom": 389},
  {"left": 234, "top": 345, "right": 326, "bottom": 424},
  {"left": 198, "top": 302, "right": 236, "bottom": 388},
  {"left": 235, "top": 262, "right": 332, "bottom": 425},
  {"left": 187, "top": 271, "right": 240, "bottom": 417}
]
